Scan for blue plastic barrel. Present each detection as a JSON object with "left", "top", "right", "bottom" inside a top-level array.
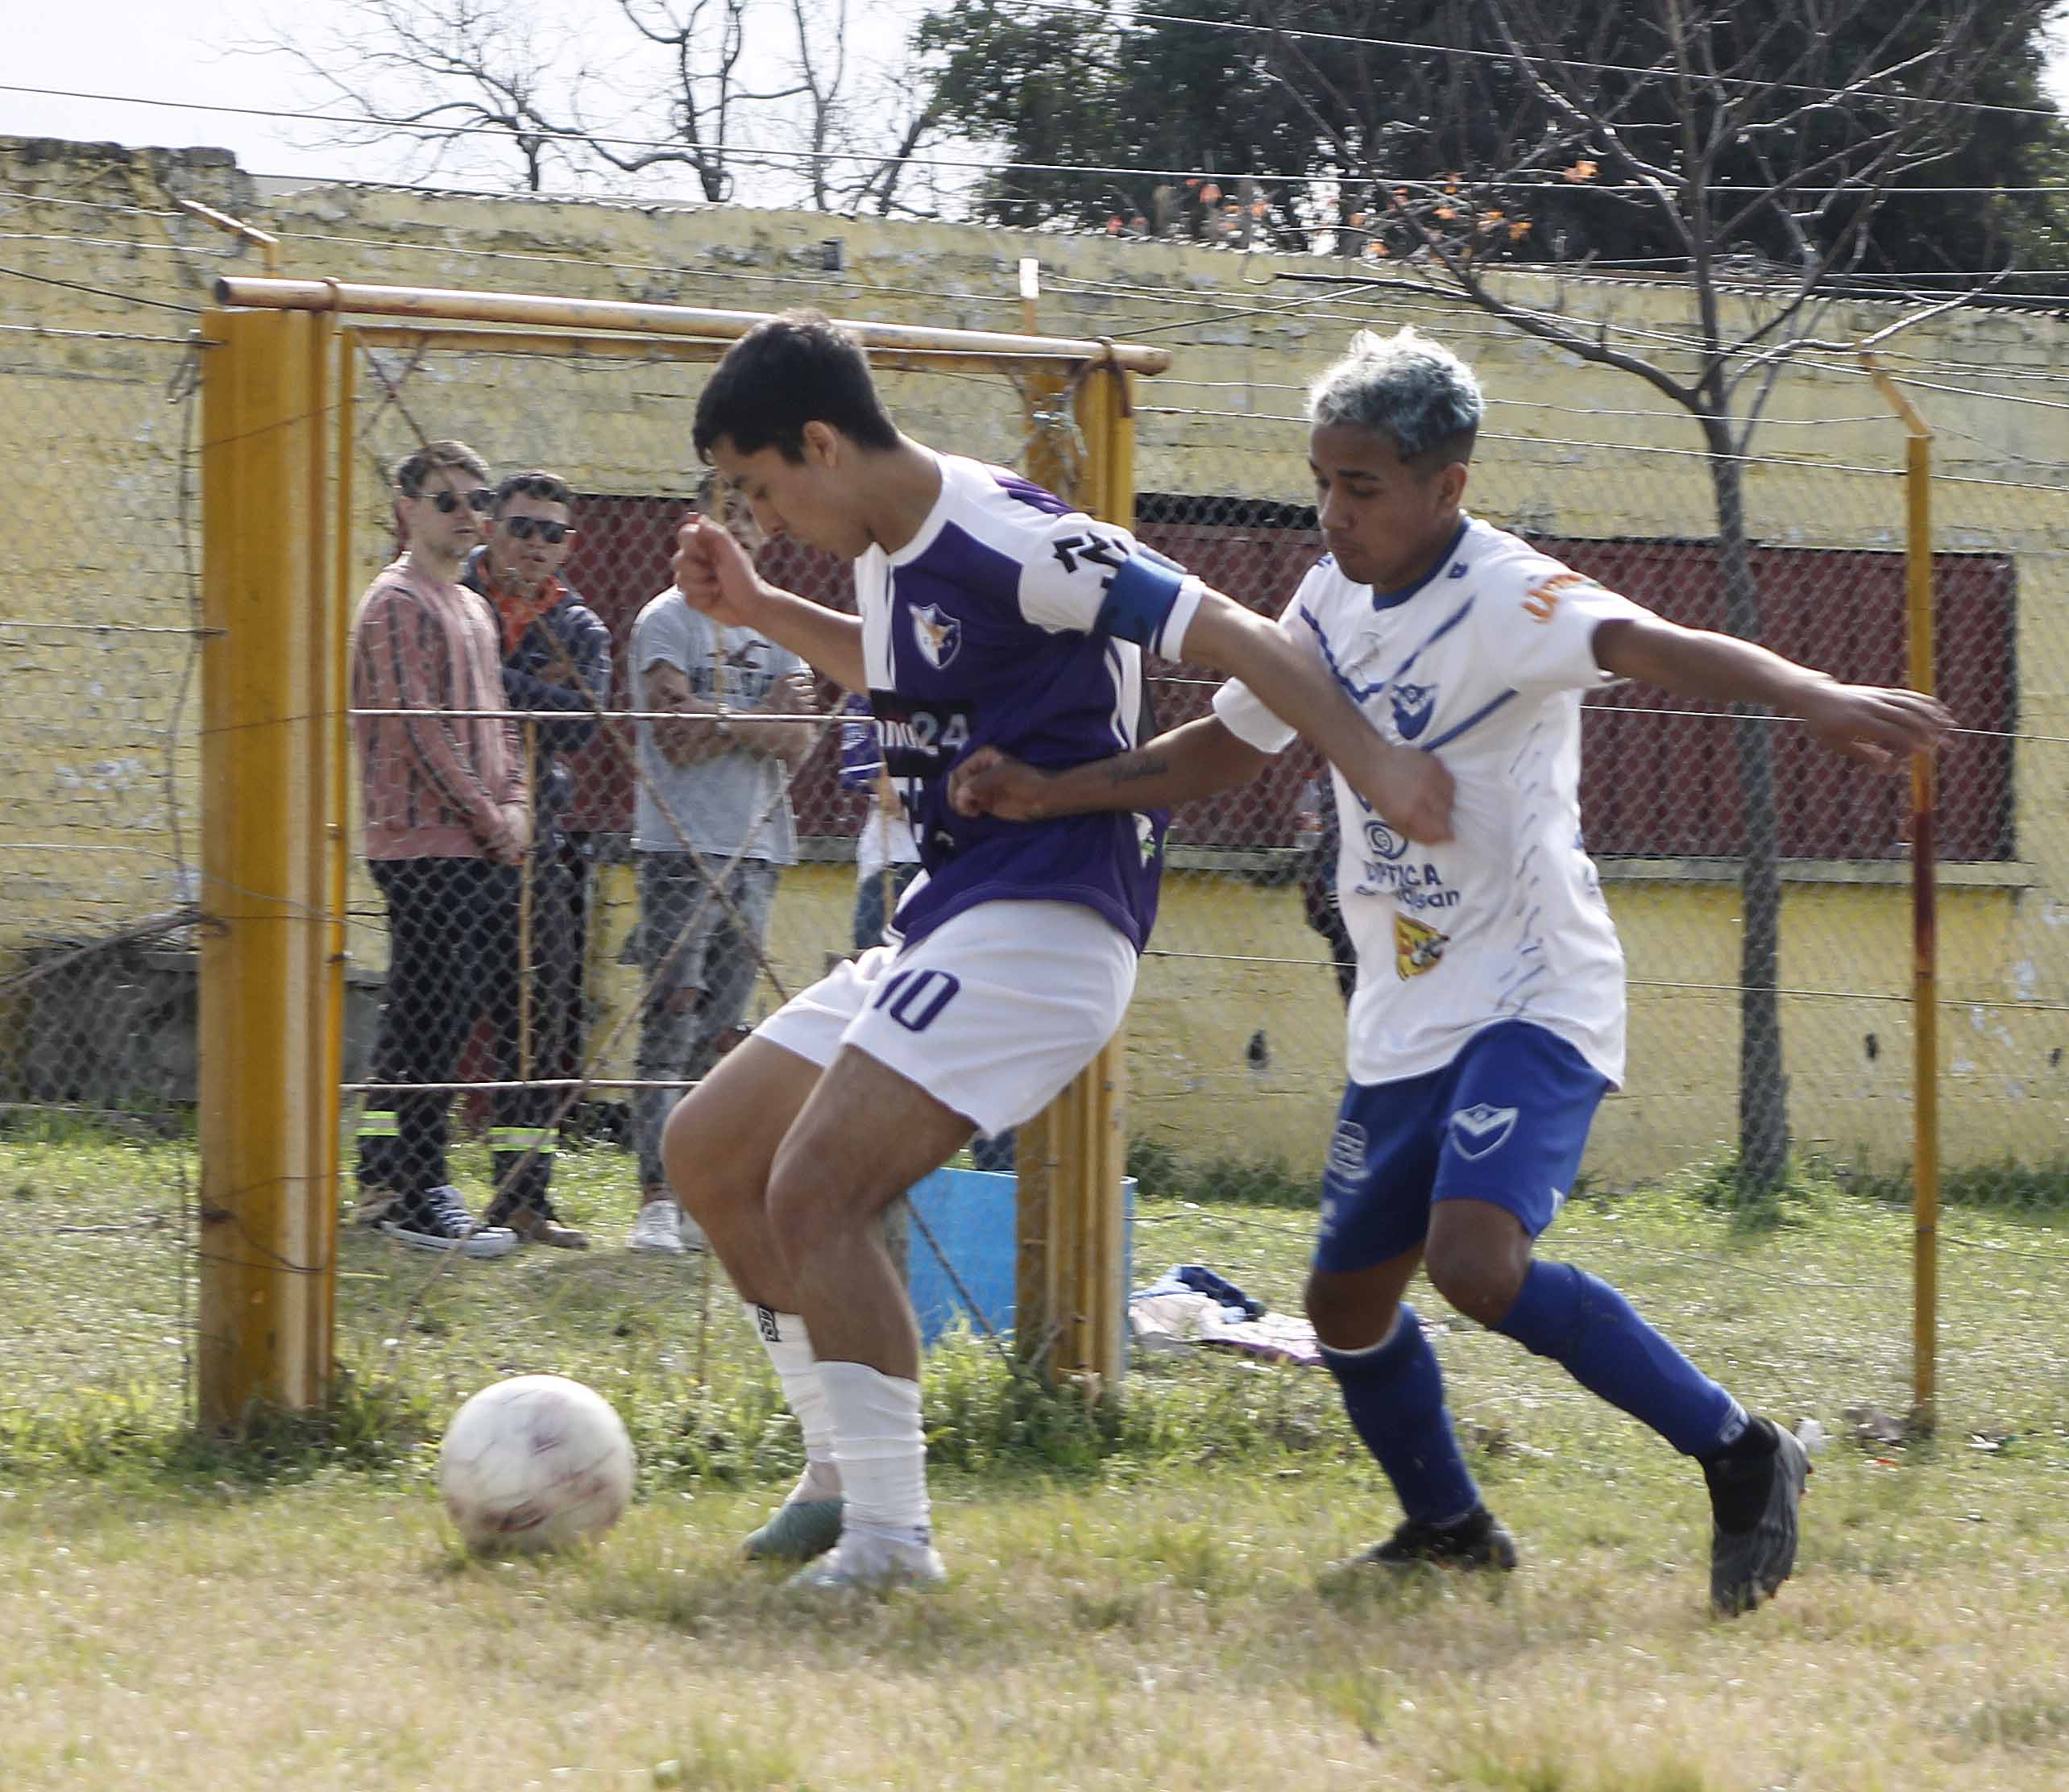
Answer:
[{"left": 904, "top": 1169, "right": 1136, "bottom": 1349}]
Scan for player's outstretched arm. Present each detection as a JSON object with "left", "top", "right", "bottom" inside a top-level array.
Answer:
[
  {"left": 1184, "top": 590, "right": 1454, "bottom": 843},
  {"left": 950, "top": 716, "right": 1267, "bottom": 821},
  {"left": 673, "top": 513, "right": 867, "bottom": 693},
  {"left": 1592, "top": 615, "right": 1953, "bottom": 770}
]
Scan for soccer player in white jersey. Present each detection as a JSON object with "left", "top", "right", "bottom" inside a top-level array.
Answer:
[
  {"left": 661, "top": 311, "right": 1451, "bottom": 1590},
  {"left": 951, "top": 326, "right": 1950, "bottom": 1614}
]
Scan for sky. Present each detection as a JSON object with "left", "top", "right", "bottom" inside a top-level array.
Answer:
[{"left": 6, "top": 0, "right": 2069, "bottom": 205}]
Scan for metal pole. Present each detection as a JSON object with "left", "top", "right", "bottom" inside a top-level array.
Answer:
[
  {"left": 218, "top": 277, "right": 1173, "bottom": 374},
  {"left": 1864, "top": 351, "right": 1938, "bottom": 1433},
  {"left": 197, "top": 307, "right": 335, "bottom": 1425},
  {"left": 1016, "top": 351, "right": 1138, "bottom": 1391}
]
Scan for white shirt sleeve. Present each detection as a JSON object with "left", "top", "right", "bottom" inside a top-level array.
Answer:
[
  {"left": 1208, "top": 569, "right": 1330, "bottom": 755},
  {"left": 635, "top": 591, "right": 705, "bottom": 681},
  {"left": 1014, "top": 511, "right": 1203, "bottom": 659},
  {"left": 1486, "top": 555, "right": 1651, "bottom": 694}
]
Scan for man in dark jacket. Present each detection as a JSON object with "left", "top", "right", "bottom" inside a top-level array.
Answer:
[{"left": 463, "top": 469, "right": 614, "bottom": 1247}]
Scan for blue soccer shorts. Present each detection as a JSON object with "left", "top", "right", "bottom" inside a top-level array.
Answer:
[{"left": 1313, "top": 1019, "right": 1612, "bottom": 1274}]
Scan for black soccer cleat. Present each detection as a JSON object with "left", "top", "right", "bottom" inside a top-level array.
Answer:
[
  {"left": 1705, "top": 1417, "right": 1810, "bottom": 1616},
  {"left": 1346, "top": 1505, "right": 1520, "bottom": 1573}
]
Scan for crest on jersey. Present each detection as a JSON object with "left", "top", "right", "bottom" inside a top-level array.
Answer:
[
  {"left": 1393, "top": 912, "right": 1449, "bottom": 980},
  {"left": 1449, "top": 1103, "right": 1519, "bottom": 1160},
  {"left": 910, "top": 602, "right": 962, "bottom": 670},
  {"left": 1389, "top": 681, "right": 1437, "bottom": 741}
]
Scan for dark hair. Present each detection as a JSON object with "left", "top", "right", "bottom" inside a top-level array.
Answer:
[
  {"left": 494, "top": 469, "right": 574, "bottom": 514},
  {"left": 392, "top": 439, "right": 490, "bottom": 496},
  {"left": 693, "top": 310, "right": 899, "bottom": 464}
]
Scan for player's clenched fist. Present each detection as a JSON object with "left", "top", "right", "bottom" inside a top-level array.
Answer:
[
  {"left": 1338, "top": 739, "right": 1456, "bottom": 846},
  {"left": 949, "top": 746, "right": 1052, "bottom": 820},
  {"left": 672, "top": 512, "right": 767, "bottom": 628}
]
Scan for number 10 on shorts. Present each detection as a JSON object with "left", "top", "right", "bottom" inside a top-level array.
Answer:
[{"left": 873, "top": 968, "right": 962, "bottom": 1033}]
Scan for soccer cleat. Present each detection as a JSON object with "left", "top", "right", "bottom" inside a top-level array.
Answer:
[
  {"left": 1343, "top": 1506, "right": 1520, "bottom": 1573},
  {"left": 742, "top": 1496, "right": 844, "bottom": 1562},
  {"left": 1706, "top": 1419, "right": 1810, "bottom": 1616},
  {"left": 378, "top": 1185, "right": 517, "bottom": 1259},
  {"left": 628, "top": 1197, "right": 691, "bottom": 1255},
  {"left": 786, "top": 1525, "right": 945, "bottom": 1591}
]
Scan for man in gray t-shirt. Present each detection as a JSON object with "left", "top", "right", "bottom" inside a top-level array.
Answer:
[{"left": 626, "top": 587, "right": 819, "bottom": 1251}]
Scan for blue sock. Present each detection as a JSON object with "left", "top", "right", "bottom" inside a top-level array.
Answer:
[
  {"left": 1321, "top": 1305, "right": 1481, "bottom": 1526},
  {"left": 1493, "top": 1260, "right": 1748, "bottom": 1457}
]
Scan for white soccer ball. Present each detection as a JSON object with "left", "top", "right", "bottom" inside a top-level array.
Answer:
[{"left": 438, "top": 1375, "right": 635, "bottom": 1553}]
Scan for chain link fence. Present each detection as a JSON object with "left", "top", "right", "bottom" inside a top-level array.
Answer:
[
  {"left": 0, "top": 319, "right": 206, "bottom": 1433},
  {"left": 324, "top": 337, "right": 1075, "bottom": 1414},
  {"left": 5, "top": 223, "right": 2067, "bottom": 1452},
  {"left": 1134, "top": 346, "right": 2068, "bottom": 1432}
]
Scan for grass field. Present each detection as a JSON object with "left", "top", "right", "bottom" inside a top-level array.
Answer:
[{"left": 6, "top": 1129, "right": 2069, "bottom": 1790}]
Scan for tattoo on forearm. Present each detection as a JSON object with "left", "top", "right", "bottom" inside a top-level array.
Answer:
[{"left": 1102, "top": 752, "right": 1170, "bottom": 787}]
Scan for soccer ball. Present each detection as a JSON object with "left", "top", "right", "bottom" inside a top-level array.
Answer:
[{"left": 438, "top": 1375, "right": 635, "bottom": 1553}]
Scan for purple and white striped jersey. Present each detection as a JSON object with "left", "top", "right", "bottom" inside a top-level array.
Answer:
[{"left": 854, "top": 452, "right": 1202, "bottom": 951}]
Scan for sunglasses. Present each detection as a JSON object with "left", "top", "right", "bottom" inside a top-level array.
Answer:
[
  {"left": 426, "top": 487, "right": 495, "bottom": 515},
  {"left": 500, "top": 515, "right": 572, "bottom": 544}
]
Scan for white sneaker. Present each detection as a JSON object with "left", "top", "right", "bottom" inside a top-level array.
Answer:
[
  {"left": 629, "top": 1197, "right": 689, "bottom": 1254},
  {"left": 787, "top": 1524, "right": 945, "bottom": 1591}
]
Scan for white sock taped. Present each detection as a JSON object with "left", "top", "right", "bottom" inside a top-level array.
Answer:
[{"left": 817, "top": 1359, "right": 929, "bottom": 1539}]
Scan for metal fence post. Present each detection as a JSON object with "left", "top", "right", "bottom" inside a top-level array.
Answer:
[
  {"left": 197, "top": 305, "right": 339, "bottom": 1426},
  {"left": 1864, "top": 344, "right": 1939, "bottom": 1432},
  {"left": 1015, "top": 352, "right": 1137, "bottom": 1391}
]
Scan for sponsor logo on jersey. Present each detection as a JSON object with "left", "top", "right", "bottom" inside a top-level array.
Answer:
[
  {"left": 1394, "top": 912, "right": 1449, "bottom": 979},
  {"left": 1448, "top": 561, "right": 1470, "bottom": 579},
  {"left": 1449, "top": 1103, "right": 1519, "bottom": 1160},
  {"left": 1325, "top": 1118, "right": 1367, "bottom": 1186},
  {"left": 1048, "top": 528, "right": 1130, "bottom": 587},
  {"left": 870, "top": 690, "right": 976, "bottom": 776},
  {"left": 910, "top": 602, "right": 963, "bottom": 670},
  {"left": 1362, "top": 817, "right": 1410, "bottom": 861},
  {"left": 1389, "top": 681, "right": 1437, "bottom": 740},
  {"left": 1522, "top": 569, "right": 1595, "bottom": 623}
]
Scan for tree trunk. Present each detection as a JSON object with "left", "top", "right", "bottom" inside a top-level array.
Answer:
[{"left": 1709, "top": 447, "right": 1791, "bottom": 1192}]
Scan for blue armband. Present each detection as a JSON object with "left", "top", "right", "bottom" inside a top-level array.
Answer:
[{"left": 1097, "top": 548, "right": 1188, "bottom": 648}]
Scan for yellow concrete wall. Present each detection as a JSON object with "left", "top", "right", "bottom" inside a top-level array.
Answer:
[{"left": 6, "top": 136, "right": 2067, "bottom": 1179}]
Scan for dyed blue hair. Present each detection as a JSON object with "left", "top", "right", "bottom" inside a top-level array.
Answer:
[{"left": 1308, "top": 326, "right": 1483, "bottom": 464}]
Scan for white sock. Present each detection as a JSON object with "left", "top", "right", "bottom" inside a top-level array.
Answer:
[
  {"left": 817, "top": 1359, "right": 929, "bottom": 1541},
  {"left": 747, "top": 1305, "right": 840, "bottom": 1504}
]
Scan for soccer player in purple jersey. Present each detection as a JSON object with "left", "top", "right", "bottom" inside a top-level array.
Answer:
[
  {"left": 659, "top": 309, "right": 1451, "bottom": 1589},
  {"left": 951, "top": 326, "right": 1951, "bottom": 1613}
]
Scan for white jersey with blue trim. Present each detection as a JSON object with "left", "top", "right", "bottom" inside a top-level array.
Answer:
[
  {"left": 1213, "top": 515, "right": 1648, "bottom": 1087},
  {"left": 853, "top": 451, "right": 1204, "bottom": 952}
]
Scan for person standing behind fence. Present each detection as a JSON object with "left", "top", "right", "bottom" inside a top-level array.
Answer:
[
  {"left": 461, "top": 469, "right": 613, "bottom": 1250},
  {"left": 625, "top": 579, "right": 819, "bottom": 1254},
  {"left": 350, "top": 439, "right": 525, "bottom": 1258}
]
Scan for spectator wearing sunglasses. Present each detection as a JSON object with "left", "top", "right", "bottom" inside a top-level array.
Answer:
[
  {"left": 348, "top": 440, "right": 527, "bottom": 1258},
  {"left": 458, "top": 471, "right": 614, "bottom": 1248}
]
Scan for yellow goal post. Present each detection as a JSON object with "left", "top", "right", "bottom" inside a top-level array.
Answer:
[{"left": 195, "top": 276, "right": 1168, "bottom": 1428}]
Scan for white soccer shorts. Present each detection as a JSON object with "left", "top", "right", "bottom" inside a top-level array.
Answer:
[{"left": 755, "top": 898, "right": 1136, "bottom": 1137}]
